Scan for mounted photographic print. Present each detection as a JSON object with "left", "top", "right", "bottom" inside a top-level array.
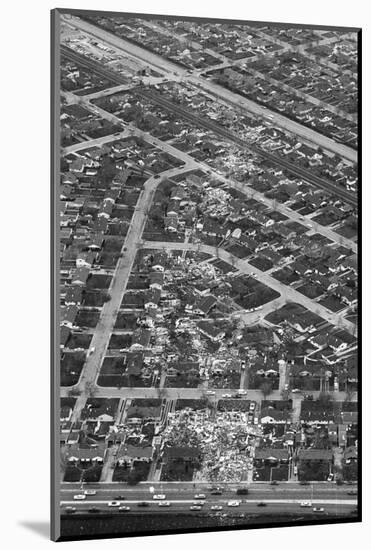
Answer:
[{"left": 51, "top": 8, "right": 360, "bottom": 542}]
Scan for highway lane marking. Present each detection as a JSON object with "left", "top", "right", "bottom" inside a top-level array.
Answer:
[{"left": 61, "top": 499, "right": 356, "bottom": 506}]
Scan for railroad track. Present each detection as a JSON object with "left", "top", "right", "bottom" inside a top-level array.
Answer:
[{"left": 61, "top": 45, "right": 357, "bottom": 207}]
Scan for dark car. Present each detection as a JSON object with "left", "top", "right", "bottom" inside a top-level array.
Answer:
[
  {"left": 211, "top": 490, "right": 223, "bottom": 495},
  {"left": 257, "top": 502, "right": 267, "bottom": 507},
  {"left": 236, "top": 488, "right": 249, "bottom": 495},
  {"left": 270, "top": 481, "right": 279, "bottom": 486},
  {"left": 347, "top": 490, "right": 358, "bottom": 495},
  {"left": 300, "top": 480, "right": 310, "bottom": 485},
  {"left": 88, "top": 507, "right": 100, "bottom": 513},
  {"left": 116, "top": 495, "right": 126, "bottom": 500},
  {"left": 137, "top": 502, "right": 150, "bottom": 507}
]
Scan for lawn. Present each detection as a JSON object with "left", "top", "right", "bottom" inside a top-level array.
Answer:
[
  {"left": 61, "top": 351, "right": 85, "bottom": 386},
  {"left": 75, "top": 310, "right": 100, "bottom": 328}
]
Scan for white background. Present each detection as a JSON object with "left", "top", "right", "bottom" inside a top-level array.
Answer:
[{"left": 1, "top": 0, "right": 368, "bottom": 547}]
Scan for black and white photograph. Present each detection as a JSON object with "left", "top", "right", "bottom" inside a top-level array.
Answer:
[{"left": 51, "top": 7, "right": 360, "bottom": 542}]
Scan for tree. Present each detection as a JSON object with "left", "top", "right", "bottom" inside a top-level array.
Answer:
[
  {"left": 260, "top": 381, "right": 273, "bottom": 399},
  {"left": 127, "top": 471, "right": 142, "bottom": 485}
]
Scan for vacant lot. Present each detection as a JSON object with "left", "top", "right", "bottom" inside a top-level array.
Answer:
[
  {"left": 108, "top": 334, "right": 133, "bottom": 349},
  {"left": 114, "top": 313, "right": 139, "bottom": 329},
  {"left": 86, "top": 274, "right": 112, "bottom": 290},
  {"left": 66, "top": 333, "right": 92, "bottom": 350},
  {"left": 75, "top": 310, "right": 100, "bottom": 328},
  {"left": 61, "top": 351, "right": 85, "bottom": 387}
]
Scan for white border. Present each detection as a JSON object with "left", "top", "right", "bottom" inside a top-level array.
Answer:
[{"left": 3, "top": 0, "right": 368, "bottom": 547}]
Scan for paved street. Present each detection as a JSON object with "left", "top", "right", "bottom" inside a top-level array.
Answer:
[
  {"left": 61, "top": 88, "right": 357, "bottom": 254},
  {"left": 68, "top": 162, "right": 196, "bottom": 423},
  {"left": 141, "top": 240, "right": 357, "bottom": 335}
]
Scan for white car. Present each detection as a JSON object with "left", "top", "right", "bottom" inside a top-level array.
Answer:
[
  {"left": 153, "top": 494, "right": 166, "bottom": 500},
  {"left": 192, "top": 501, "right": 205, "bottom": 506},
  {"left": 119, "top": 506, "right": 131, "bottom": 512},
  {"left": 222, "top": 394, "right": 232, "bottom": 398},
  {"left": 194, "top": 494, "right": 206, "bottom": 499},
  {"left": 300, "top": 501, "right": 312, "bottom": 508},
  {"left": 227, "top": 501, "right": 240, "bottom": 507},
  {"left": 73, "top": 494, "right": 86, "bottom": 500},
  {"left": 206, "top": 391, "right": 215, "bottom": 395},
  {"left": 249, "top": 402, "right": 255, "bottom": 411},
  {"left": 211, "top": 505, "right": 223, "bottom": 511},
  {"left": 158, "top": 501, "right": 171, "bottom": 507},
  {"left": 84, "top": 490, "right": 97, "bottom": 496},
  {"left": 108, "top": 501, "right": 121, "bottom": 507}
]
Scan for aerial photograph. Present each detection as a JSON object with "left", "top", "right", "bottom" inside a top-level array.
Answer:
[{"left": 55, "top": 9, "right": 359, "bottom": 540}]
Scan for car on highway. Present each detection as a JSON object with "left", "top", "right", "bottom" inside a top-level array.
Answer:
[
  {"left": 236, "top": 488, "right": 249, "bottom": 495},
  {"left": 137, "top": 501, "right": 150, "bottom": 507},
  {"left": 313, "top": 507, "right": 325, "bottom": 513},
  {"left": 300, "top": 480, "right": 310, "bottom": 485},
  {"left": 211, "top": 505, "right": 223, "bottom": 511},
  {"left": 190, "top": 505, "right": 202, "bottom": 511},
  {"left": 84, "top": 490, "right": 97, "bottom": 496},
  {"left": 227, "top": 500, "right": 240, "bottom": 507},
  {"left": 119, "top": 506, "right": 131, "bottom": 512},
  {"left": 194, "top": 494, "right": 206, "bottom": 499},
  {"left": 210, "top": 489, "right": 223, "bottom": 495},
  {"left": 64, "top": 507, "right": 76, "bottom": 514},
  {"left": 257, "top": 502, "right": 267, "bottom": 507},
  {"left": 88, "top": 507, "right": 100, "bottom": 513},
  {"left": 108, "top": 501, "right": 121, "bottom": 507},
  {"left": 158, "top": 501, "right": 171, "bottom": 507},
  {"left": 300, "top": 501, "right": 312, "bottom": 508},
  {"left": 73, "top": 494, "right": 86, "bottom": 500},
  {"left": 206, "top": 391, "right": 216, "bottom": 395},
  {"left": 270, "top": 481, "right": 279, "bottom": 486},
  {"left": 222, "top": 394, "right": 233, "bottom": 398},
  {"left": 347, "top": 490, "right": 357, "bottom": 495},
  {"left": 192, "top": 501, "right": 205, "bottom": 506},
  {"left": 153, "top": 494, "right": 166, "bottom": 500},
  {"left": 115, "top": 495, "right": 126, "bottom": 500}
]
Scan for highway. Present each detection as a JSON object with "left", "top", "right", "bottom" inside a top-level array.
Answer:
[
  {"left": 60, "top": 44, "right": 357, "bottom": 207},
  {"left": 60, "top": 483, "right": 357, "bottom": 517},
  {"left": 61, "top": 15, "right": 357, "bottom": 163}
]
